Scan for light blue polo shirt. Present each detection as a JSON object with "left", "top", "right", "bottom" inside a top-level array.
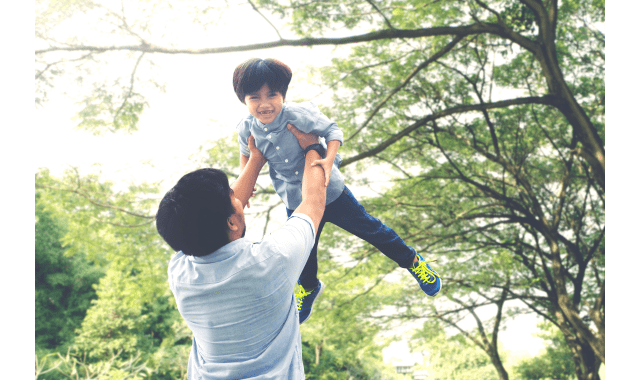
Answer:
[
  {"left": 236, "top": 101, "right": 346, "bottom": 210},
  {"left": 168, "top": 213, "right": 316, "bottom": 379}
]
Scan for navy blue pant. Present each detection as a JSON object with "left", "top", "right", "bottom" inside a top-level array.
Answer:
[{"left": 286, "top": 186, "right": 417, "bottom": 290}]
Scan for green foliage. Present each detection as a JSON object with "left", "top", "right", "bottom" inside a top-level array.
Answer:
[
  {"left": 75, "top": 86, "right": 147, "bottom": 135},
  {"left": 36, "top": 168, "right": 191, "bottom": 379},
  {"left": 35, "top": 349, "right": 152, "bottom": 380},
  {"left": 36, "top": 0, "right": 605, "bottom": 378},
  {"left": 513, "top": 322, "right": 577, "bottom": 380},
  {"left": 301, "top": 341, "right": 398, "bottom": 380},
  {"left": 35, "top": 193, "right": 105, "bottom": 351},
  {"left": 414, "top": 330, "right": 501, "bottom": 380}
]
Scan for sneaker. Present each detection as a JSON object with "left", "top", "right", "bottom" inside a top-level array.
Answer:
[
  {"left": 408, "top": 253, "right": 441, "bottom": 297},
  {"left": 295, "top": 280, "right": 325, "bottom": 324}
]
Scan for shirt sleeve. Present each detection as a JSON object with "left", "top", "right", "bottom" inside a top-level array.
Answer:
[
  {"left": 262, "top": 213, "right": 316, "bottom": 285},
  {"left": 296, "top": 102, "right": 344, "bottom": 146}
]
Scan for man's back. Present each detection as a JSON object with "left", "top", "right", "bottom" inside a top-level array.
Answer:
[{"left": 168, "top": 214, "right": 315, "bottom": 379}]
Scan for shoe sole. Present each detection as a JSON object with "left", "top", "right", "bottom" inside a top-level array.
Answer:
[
  {"left": 300, "top": 281, "right": 325, "bottom": 325},
  {"left": 425, "top": 275, "right": 442, "bottom": 298}
]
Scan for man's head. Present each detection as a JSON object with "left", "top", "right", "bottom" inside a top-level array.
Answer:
[
  {"left": 156, "top": 168, "right": 245, "bottom": 257},
  {"left": 233, "top": 58, "right": 292, "bottom": 104}
]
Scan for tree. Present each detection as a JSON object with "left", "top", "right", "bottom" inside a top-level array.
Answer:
[
  {"left": 412, "top": 328, "right": 503, "bottom": 380},
  {"left": 35, "top": 1, "right": 605, "bottom": 378},
  {"left": 36, "top": 168, "right": 191, "bottom": 379},
  {"left": 514, "top": 321, "right": 580, "bottom": 380},
  {"left": 35, "top": 192, "right": 105, "bottom": 351}
]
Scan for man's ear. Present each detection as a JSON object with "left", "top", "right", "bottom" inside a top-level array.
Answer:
[{"left": 227, "top": 214, "right": 239, "bottom": 232}]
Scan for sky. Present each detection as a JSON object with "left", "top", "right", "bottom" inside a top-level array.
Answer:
[{"left": 35, "top": 0, "right": 543, "bottom": 361}]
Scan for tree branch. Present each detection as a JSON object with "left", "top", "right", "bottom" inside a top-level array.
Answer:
[
  {"left": 36, "top": 183, "right": 154, "bottom": 219},
  {"left": 341, "top": 95, "right": 559, "bottom": 167},
  {"left": 346, "top": 35, "right": 465, "bottom": 142},
  {"left": 113, "top": 52, "right": 145, "bottom": 125},
  {"left": 364, "top": 0, "right": 396, "bottom": 29},
  {"left": 247, "top": 0, "right": 283, "bottom": 40},
  {"left": 36, "top": 23, "right": 539, "bottom": 56}
]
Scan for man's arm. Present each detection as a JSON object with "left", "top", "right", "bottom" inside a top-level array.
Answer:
[
  {"left": 239, "top": 153, "right": 249, "bottom": 172},
  {"left": 287, "top": 124, "right": 326, "bottom": 234},
  {"left": 231, "top": 135, "right": 266, "bottom": 208},
  {"left": 293, "top": 150, "right": 326, "bottom": 234}
]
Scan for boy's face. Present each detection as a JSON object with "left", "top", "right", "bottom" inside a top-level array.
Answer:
[{"left": 244, "top": 83, "right": 284, "bottom": 125}]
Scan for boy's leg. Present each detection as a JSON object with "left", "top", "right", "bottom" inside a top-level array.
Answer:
[
  {"left": 326, "top": 187, "right": 441, "bottom": 296},
  {"left": 326, "top": 187, "right": 416, "bottom": 269},
  {"left": 287, "top": 207, "right": 328, "bottom": 323},
  {"left": 286, "top": 208, "right": 325, "bottom": 290}
]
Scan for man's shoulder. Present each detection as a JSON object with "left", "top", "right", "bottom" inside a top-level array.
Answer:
[{"left": 264, "top": 213, "right": 316, "bottom": 246}]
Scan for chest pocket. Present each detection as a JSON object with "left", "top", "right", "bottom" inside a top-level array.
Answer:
[{"left": 266, "top": 130, "right": 304, "bottom": 178}]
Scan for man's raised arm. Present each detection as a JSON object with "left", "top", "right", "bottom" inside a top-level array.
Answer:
[
  {"left": 231, "top": 135, "right": 266, "bottom": 208},
  {"left": 287, "top": 124, "right": 327, "bottom": 234}
]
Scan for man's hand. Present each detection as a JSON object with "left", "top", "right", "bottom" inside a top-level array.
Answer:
[
  {"left": 287, "top": 123, "right": 319, "bottom": 149},
  {"left": 247, "top": 134, "right": 265, "bottom": 164}
]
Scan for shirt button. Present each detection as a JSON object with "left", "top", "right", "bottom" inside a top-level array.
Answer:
[
  {"left": 295, "top": 171, "right": 299, "bottom": 175},
  {"left": 264, "top": 127, "right": 268, "bottom": 131},
  {"left": 276, "top": 146, "right": 280, "bottom": 150},
  {"left": 285, "top": 159, "right": 289, "bottom": 163},
  {"left": 267, "top": 134, "right": 271, "bottom": 139}
]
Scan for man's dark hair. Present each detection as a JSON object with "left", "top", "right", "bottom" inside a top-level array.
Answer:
[
  {"left": 156, "top": 168, "right": 234, "bottom": 257},
  {"left": 233, "top": 58, "right": 292, "bottom": 104}
]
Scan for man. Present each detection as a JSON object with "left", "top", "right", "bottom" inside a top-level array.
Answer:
[{"left": 155, "top": 125, "right": 327, "bottom": 379}]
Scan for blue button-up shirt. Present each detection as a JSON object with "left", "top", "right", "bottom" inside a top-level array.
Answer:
[
  {"left": 168, "top": 214, "right": 316, "bottom": 379},
  {"left": 236, "top": 101, "right": 346, "bottom": 210}
]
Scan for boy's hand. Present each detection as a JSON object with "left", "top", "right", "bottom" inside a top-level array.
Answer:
[
  {"left": 287, "top": 123, "right": 319, "bottom": 149},
  {"left": 311, "top": 157, "right": 333, "bottom": 187}
]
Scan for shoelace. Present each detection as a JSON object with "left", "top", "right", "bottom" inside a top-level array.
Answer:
[
  {"left": 295, "top": 285, "right": 313, "bottom": 310},
  {"left": 411, "top": 259, "right": 440, "bottom": 284}
]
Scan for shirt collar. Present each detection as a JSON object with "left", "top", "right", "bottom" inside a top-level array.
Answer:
[
  {"left": 251, "top": 103, "right": 289, "bottom": 135},
  {"left": 187, "top": 239, "right": 252, "bottom": 264}
]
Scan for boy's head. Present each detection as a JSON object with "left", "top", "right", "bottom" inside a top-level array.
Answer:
[
  {"left": 233, "top": 58, "right": 292, "bottom": 104},
  {"left": 156, "top": 168, "right": 238, "bottom": 257}
]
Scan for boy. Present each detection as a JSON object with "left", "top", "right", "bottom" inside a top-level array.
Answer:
[{"left": 233, "top": 58, "right": 441, "bottom": 324}]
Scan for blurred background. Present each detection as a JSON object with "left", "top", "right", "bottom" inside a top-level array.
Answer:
[{"left": 33, "top": 1, "right": 606, "bottom": 379}]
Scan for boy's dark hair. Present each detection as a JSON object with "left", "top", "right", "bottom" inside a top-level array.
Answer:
[
  {"left": 156, "top": 168, "right": 235, "bottom": 257},
  {"left": 233, "top": 58, "right": 292, "bottom": 104}
]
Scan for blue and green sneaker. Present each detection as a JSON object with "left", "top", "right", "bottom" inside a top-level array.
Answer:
[
  {"left": 408, "top": 253, "right": 441, "bottom": 297},
  {"left": 295, "top": 280, "right": 325, "bottom": 324}
]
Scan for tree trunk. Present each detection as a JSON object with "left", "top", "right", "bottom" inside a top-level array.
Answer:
[
  {"left": 556, "top": 309, "right": 602, "bottom": 380},
  {"left": 526, "top": 0, "right": 605, "bottom": 190},
  {"left": 550, "top": 253, "right": 605, "bottom": 363},
  {"left": 488, "top": 349, "right": 510, "bottom": 380},
  {"left": 315, "top": 341, "right": 323, "bottom": 365}
]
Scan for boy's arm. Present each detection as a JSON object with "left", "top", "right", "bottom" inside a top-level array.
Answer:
[
  {"left": 326, "top": 140, "right": 340, "bottom": 162},
  {"left": 311, "top": 140, "right": 340, "bottom": 187},
  {"left": 303, "top": 104, "right": 343, "bottom": 187}
]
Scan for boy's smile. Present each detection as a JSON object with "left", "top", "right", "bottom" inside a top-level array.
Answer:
[{"left": 244, "top": 83, "right": 284, "bottom": 125}]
